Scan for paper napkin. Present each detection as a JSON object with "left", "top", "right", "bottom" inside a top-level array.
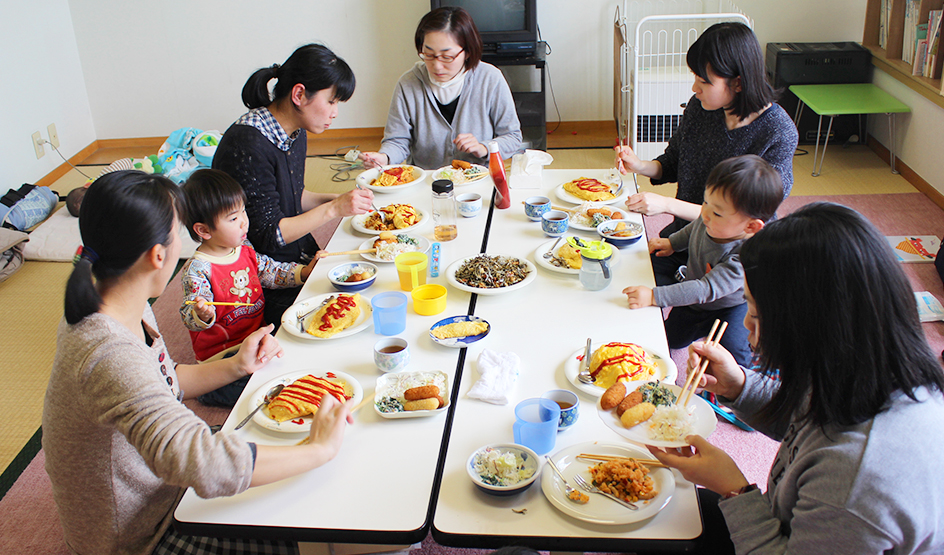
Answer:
[
  {"left": 510, "top": 150, "right": 553, "bottom": 189},
  {"left": 467, "top": 349, "right": 520, "bottom": 405}
]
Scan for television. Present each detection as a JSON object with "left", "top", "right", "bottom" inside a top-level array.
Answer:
[{"left": 429, "top": 0, "right": 538, "bottom": 57}]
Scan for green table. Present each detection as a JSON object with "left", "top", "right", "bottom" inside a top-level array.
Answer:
[{"left": 790, "top": 83, "right": 910, "bottom": 176}]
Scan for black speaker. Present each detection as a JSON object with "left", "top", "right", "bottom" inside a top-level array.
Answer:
[{"left": 766, "top": 42, "right": 873, "bottom": 145}]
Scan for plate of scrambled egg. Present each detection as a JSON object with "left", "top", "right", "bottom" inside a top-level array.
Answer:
[
  {"left": 429, "top": 315, "right": 490, "bottom": 348},
  {"left": 356, "top": 165, "right": 427, "bottom": 193},
  {"left": 563, "top": 342, "right": 676, "bottom": 397},
  {"left": 533, "top": 238, "right": 621, "bottom": 276}
]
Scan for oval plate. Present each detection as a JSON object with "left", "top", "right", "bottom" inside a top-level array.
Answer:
[
  {"left": 429, "top": 315, "right": 490, "bottom": 348},
  {"left": 430, "top": 164, "right": 488, "bottom": 185},
  {"left": 533, "top": 238, "right": 621, "bottom": 276},
  {"left": 356, "top": 165, "right": 427, "bottom": 193},
  {"left": 351, "top": 207, "right": 429, "bottom": 236},
  {"left": 542, "top": 441, "right": 675, "bottom": 525},
  {"left": 280, "top": 293, "right": 373, "bottom": 341},
  {"left": 597, "top": 382, "right": 717, "bottom": 448},
  {"left": 555, "top": 181, "right": 628, "bottom": 206},
  {"left": 445, "top": 255, "right": 537, "bottom": 296},
  {"left": 374, "top": 371, "right": 449, "bottom": 419},
  {"left": 563, "top": 345, "right": 677, "bottom": 397},
  {"left": 358, "top": 235, "right": 431, "bottom": 263},
  {"left": 248, "top": 370, "right": 363, "bottom": 433}
]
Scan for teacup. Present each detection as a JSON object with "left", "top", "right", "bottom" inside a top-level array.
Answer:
[
  {"left": 373, "top": 337, "right": 409, "bottom": 373},
  {"left": 541, "top": 210, "right": 569, "bottom": 237},
  {"left": 524, "top": 196, "right": 551, "bottom": 221},
  {"left": 456, "top": 193, "right": 483, "bottom": 218},
  {"left": 541, "top": 389, "right": 580, "bottom": 431}
]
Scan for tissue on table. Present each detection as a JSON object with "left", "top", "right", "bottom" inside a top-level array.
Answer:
[
  {"left": 510, "top": 150, "right": 553, "bottom": 189},
  {"left": 467, "top": 349, "right": 520, "bottom": 405}
]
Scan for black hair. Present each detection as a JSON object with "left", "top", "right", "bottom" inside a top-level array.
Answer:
[
  {"left": 686, "top": 22, "right": 776, "bottom": 120},
  {"left": 704, "top": 154, "right": 783, "bottom": 222},
  {"left": 181, "top": 169, "right": 247, "bottom": 242},
  {"left": 415, "top": 7, "right": 483, "bottom": 71},
  {"left": 66, "top": 186, "right": 86, "bottom": 217},
  {"left": 241, "top": 44, "right": 355, "bottom": 110},
  {"left": 741, "top": 202, "right": 944, "bottom": 428},
  {"left": 64, "top": 170, "right": 183, "bottom": 325}
]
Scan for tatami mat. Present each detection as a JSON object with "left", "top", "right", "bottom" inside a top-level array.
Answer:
[{"left": 0, "top": 145, "right": 920, "bottom": 474}]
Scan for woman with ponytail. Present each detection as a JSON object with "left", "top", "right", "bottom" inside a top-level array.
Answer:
[
  {"left": 213, "top": 44, "right": 373, "bottom": 326},
  {"left": 45, "top": 170, "right": 354, "bottom": 555}
]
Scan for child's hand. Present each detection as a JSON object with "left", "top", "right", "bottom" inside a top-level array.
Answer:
[
  {"left": 648, "top": 237, "right": 674, "bottom": 257},
  {"left": 314, "top": 250, "right": 329, "bottom": 260},
  {"left": 301, "top": 257, "right": 317, "bottom": 281},
  {"left": 623, "top": 285, "right": 654, "bottom": 309},
  {"left": 234, "top": 324, "right": 283, "bottom": 377},
  {"left": 191, "top": 297, "right": 216, "bottom": 323}
]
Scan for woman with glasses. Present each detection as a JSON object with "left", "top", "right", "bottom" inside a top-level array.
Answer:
[{"left": 359, "top": 7, "right": 522, "bottom": 170}]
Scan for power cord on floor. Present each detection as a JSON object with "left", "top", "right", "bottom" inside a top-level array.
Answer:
[
  {"left": 312, "top": 146, "right": 365, "bottom": 182},
  {"left": 538, "top": 27, "right": 562, "bottom": 136},
  {"left": 38, "top": 139, "right": 93, "bottom": 180}
]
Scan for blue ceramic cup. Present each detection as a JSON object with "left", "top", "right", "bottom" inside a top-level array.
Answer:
[
  {"left": 512, "top": 398, "right": 560, "bottom": 455},
  {"left": 524, "top": 196, "right": 551, "bottom": 221},
  {"left": 541, "top": 389, "right": 580, "bottom": 431},
  {"left": 541, "top": 210, "right": 569, "bottom": 237},
  {"left": 371, "top": 292, "right": 407, "bottom": 335}
]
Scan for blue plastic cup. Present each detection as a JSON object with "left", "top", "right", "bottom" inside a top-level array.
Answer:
[
  {"left": 371, "top": 292, "right": 407, "bottom": 336},
  {"left": 512, "top": 398, "right": 560, "bottom": 455}
]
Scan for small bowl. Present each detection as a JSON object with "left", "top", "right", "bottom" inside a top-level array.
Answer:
[
  {"left": 411, "top": 284, "right": 447, "bottom": 315},
  {"left": 467, "top": 443, "right": 541, "bottom": 496},
  {"left": 541, "top": 210, "right": 569, "bottom": 237},
  {"left": 597, "top": 219, "right": 644, "bottom": 248},
  {"left": 456, "top": 193, "right": 483, "bottom": 218},
  {"left": 327, "top": 262, "right": 378, "bottom": 292}
]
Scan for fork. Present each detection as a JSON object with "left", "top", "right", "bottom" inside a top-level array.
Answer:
[
  {"left": 572, "top": 474, "right": 638, "bottom": 510},
  {"left": 296, "top": 296, "right": 336, "bottom": 332}
]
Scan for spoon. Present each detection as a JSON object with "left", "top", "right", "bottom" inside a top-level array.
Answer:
[
  {"left": 577, "top": 337, "right": 595, "bottom": 385},
  {"left": 234, "top": 384, "right": 284, "bottom": 430},
  {"left": 545, "top": 456, "right": 588, "bottom": 504}
]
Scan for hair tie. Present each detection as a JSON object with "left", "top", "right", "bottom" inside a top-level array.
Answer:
[
  {"left": 73, "top": 245, "right": 99, "bottom": 266},
  {"left": 271, "top": 63, "right": 281, "bottom": 77}
]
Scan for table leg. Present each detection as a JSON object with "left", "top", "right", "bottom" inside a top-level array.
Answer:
[
  {"left": 793, "top": 101, "right": 805, "bottom": 127},
  {"left": 811, "top": 115, "right": 835, "bottom": 177},
  {"left": 887, "top": 112, "right": 900, "bottom": 175}
]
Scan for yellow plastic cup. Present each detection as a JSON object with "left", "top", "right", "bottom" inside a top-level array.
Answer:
[
  {"left": 411, "top": 284, "right": 447, "bottom": 315},
  {"left": 395, "top": 252, "right": 428, "bottom": 291}
]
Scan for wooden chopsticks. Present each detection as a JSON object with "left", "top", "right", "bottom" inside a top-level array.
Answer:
[
  {"left": 576, "top": 453, "right": 668, "bottom": 469},
  {"left": 678, "top": 319, "right": 728, "bottom": 407},
  {"left": 185, "top": 300, "right": 254, "bottom": 307},
  {"left": 518, "top": 201, "right": 576, "bottom": 214},
  {"left": 317, "top": 248, "right": 376, "bottom": 257}
]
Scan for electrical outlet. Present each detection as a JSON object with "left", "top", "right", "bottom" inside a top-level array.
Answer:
[
  {"left": 47, "top": 123, "right": 60, "bottom": 148},
  {"left": 32, "top": 131, "right": 44, "bottom": 159}
]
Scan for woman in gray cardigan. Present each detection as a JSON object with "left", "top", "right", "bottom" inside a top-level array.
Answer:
[{"left": 360, "top": 7, "right": 522, "bottom": 170}]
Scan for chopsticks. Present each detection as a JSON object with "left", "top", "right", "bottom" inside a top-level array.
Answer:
[
  {"left": 677, "top": 319, "right": 728, "bottom": 407},
  {"left": 185, "top": 300, "right": 254, "bottom": 307},
  {"left": 318, "top": 248, "right": 376, "bottom": 257},
  {"left": 295, "top": 395, "right": 374, "bottom": 446},
  {"left": 576, "top": 453, "right": 668, "bottom": 469},
  {"left": 518, "top": 201, "right": 576, "bottom": 214}
]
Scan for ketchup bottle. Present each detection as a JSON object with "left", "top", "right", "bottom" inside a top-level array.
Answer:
[{"left": 488, "top": 141, "right": 511, "bottom": 210}]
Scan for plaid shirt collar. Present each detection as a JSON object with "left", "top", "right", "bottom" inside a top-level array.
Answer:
[{"left": 236, "top": 107, "right": 300, "bottom": 152}]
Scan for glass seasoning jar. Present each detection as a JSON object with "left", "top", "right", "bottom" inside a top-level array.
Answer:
[
  {"left": 568, "top": 237, "right": 613, "bottom": 290},
  {"left": 432, "top": 179, "right": 458, "bottom": 241},
  {"left": 488, "top": 141, "right": 511, "bottom": 209}
]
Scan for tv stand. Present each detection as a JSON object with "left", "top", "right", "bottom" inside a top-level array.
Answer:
[{"left": 483, "top": 42, "right": 547, "bottom": 151}]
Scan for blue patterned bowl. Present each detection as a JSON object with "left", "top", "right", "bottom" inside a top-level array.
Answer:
[
  {"left": 328, "top": 262, "right": 378, "bottom": 292},
  {"left": 541, "top": 389, "right": 580, "bottom": 431}
]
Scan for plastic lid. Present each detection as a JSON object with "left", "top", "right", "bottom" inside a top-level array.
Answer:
[
  {"left": 567, "top": 237, "right": 612, "bottom": 260},
  {"left": 487, "top": 141, "right": 499, "bottom": 154},
  {"left": 432, "top": 179, "right": 454, "bottom": 193}
]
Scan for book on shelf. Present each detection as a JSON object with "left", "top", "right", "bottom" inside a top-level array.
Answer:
[
  {"left": 903, "top": 0, "right": 921, "bottom": 64},
  {"left": 927, "top": 10, "right": 944, "bottom": 79},
  {"left": 915, "top": 37, "right": 929, "bottom": 75}
]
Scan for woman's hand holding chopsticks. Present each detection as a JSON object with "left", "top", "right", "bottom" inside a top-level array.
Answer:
[{"left": 685, "top": 340, "right": 747, "bottom": 402}]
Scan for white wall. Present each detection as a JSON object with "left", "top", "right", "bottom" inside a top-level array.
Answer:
[{"left": 2, "top": 1, "right": 95, "bottom": 191}]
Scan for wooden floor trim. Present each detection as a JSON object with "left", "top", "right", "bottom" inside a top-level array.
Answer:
[{"left": 866, "top": 134, "right": 944, "bottom": 209}]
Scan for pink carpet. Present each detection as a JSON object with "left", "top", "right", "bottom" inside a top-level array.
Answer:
[{"left": 3, "top": 197, "right": 943, "bottom": 554}]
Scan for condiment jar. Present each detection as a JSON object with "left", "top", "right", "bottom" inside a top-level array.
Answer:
[
  {"left": 568, "top": 237, "right": 613, "bottom": 290},
  {"left": 488, "top": 141, "right": 511, "bottom": 209},
  {"left": 432, "top": 179, "right": 458, "bottom": 241}
]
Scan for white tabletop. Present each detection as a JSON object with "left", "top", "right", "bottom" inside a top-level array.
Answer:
[{"left": 174, "top": 170, "right": 703, "bottom": 550}]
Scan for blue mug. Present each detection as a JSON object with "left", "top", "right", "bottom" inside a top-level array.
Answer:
[
  {"left": 512, "top": 398, "right": 560, "bottom": 455},
  {"left": 541, "top": 210, "right": 569, "bottom": 237},
  {"left": 524, "top": 196, "right": 551, "bottom": 221}
]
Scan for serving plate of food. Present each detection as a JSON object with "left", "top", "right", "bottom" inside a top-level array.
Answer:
[
  {"left": 429, "top": 315, "right": 490, "bottom": 348},
  {"left": 430, "top": 160, "right": 489, "bottom": 185},
  {"left": 445, "top": 254, "right": 536, "bottom": 296},
  {"left": 533, "top": 238, "right": 621, "bottom": 276},
  {"left": 597, "top": 381, "right": 716, "bottom": 448},
  {"left": 563, "top": 341, "right": 676, "bottom": 397},
  {"left": 356, "top": 165, "right": 427, "bottom": 193},
  {"left": 351, "top": 204, "right": 428, "bottom": 235},
  {"left": 567, "top": 202, "right": 629, "bottom": 231},
  {"left": 374, "top": 371, "right": 449, "bottom": 419},
  {"left": 280, "top": 293, "right": 373, "bottom": 341},
  {"left": 358, "top": 234, "right": 431, "bottom": 263},
  {"left": 248, "top": 370, "right": 363, "bottom": 433},
  {"left": 555, "top": 174, "right": 627, "bottom": 206},
  {"left": 541, "top": 441, "right": 675, "bottom": 525}
]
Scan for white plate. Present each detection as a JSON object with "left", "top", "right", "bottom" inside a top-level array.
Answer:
[
  {"left": 445, "top": 255, "right": 537, "bottom": 296},
  {"left": 533, "top": 238, "right": 621, "bottom": 276},
  {"left": 351, "top": 206, "right": 429, "bottom": 236},
  {"left": 356, "top": 165, "right": 427, "bottom": 193},
  {"left": 430, "top": 164, "right": 489, "bottom": 185},
  {"left": 357, "top": 235, "right": 431, "bottom": 263},
  {"left": 555, "top": 179, "right": 628, "bottom": 206},
  {"left": 429, "top": 315, "right": 490, "bottom": 348},
  {"left": 541, "top": 441, "right": 675, "bottom": 525},
  {"left": 563, "top": 345, "right": 677, "bottom": 397},
  {"left": 597, "top": 382, "right": 717, "bottom": 448},
  {"left": 248, "top": 370, "right": 363, "bottom": 433},
  {"left": 374, "top": 371, "right": 449, "bottom": 419},
  {"left": 280, "top": 293, "right": 373, "bottom": 341}
]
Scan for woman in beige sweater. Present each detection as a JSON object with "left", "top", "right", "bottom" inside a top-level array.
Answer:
[{"left": 43, "top": 170, "right": 353, "bottom": 555}]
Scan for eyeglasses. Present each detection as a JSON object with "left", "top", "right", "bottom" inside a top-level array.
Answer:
[{"left": 418, "top": 49, "right": 464, "bottom": 63}]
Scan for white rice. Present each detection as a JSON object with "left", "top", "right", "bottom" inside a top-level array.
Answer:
[
  {"left": 375, "top": 242, "right": 419, "bottom": 261},
  {"left": 647, "top": 404, "right": 695, "bottom": 442}
]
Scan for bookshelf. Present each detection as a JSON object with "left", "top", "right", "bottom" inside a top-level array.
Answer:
[{"left": 864, "top": 0, "right": 944, "bottom": 108}]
